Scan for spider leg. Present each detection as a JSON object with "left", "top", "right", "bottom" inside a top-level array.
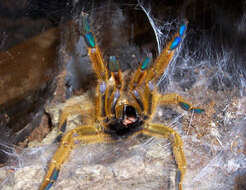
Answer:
[
  {"left": 129, "top": 70, "right": 160, "bottom": 119},
  {"left": 129, "top": 57, "right": 150, "bottom": 91},
  {"left": 158, "top": 93, "right": 204, "bottom": 113},
  {"left": 80, "top": 12, "right": 112, "bottom": 120},
  {"left": 128, "top": 57, "right": 157, "bottom": 116},
  {"left": 39, "top": 125, "right": 112, "bottom": 190},
  {"left": 143, "top": 123, "right": 186, "bottom": 190},
  {"left": 129, "top": 21, "right": 189, "bottom": 118},
  {"left": 146, "top": 20, "right": 188, "bottom": 84},
  {"left": 107, "top": 56, "right": 124, "bottom": 117},
  {"left": 54, "top": 96, "right": 95, "bottom": 142}
]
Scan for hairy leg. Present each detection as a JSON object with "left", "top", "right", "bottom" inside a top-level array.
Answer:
[
  {"left": 143, "top": 123, "right": 186, "bottom": 190},
  {"left": 39, "top": 125, "right": 111, "bottom": 190},
  {"left": 158, "top": 93, "right": 204, "bottom": 113}
]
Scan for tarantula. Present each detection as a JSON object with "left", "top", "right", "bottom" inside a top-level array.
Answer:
[{"left": 39, "top": 12, "right": 204, "bottom": 190}]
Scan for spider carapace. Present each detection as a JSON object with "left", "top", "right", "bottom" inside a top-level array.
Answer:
[{"left": 39, "top": 12, "right": 204, "bottom": 190}]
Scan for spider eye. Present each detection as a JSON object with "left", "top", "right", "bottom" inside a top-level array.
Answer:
[{"left": 124, "top": 105, "right": 137, "bottom": 118}]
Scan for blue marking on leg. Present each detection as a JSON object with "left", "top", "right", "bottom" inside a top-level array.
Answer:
[
  {"left": 175, "top": 169, "right": 182, "bottom": 189},
  {"left": 179, "top": 24, "right": 187, "bottom": 37},
  {"left": 43, "top": 169, "right": 59, "bottom": 190},
  {"left": 109, "top": 56, "right": 120, "bottom": 72},
  {"left": 84, "top": 32, "right": 95, "bottom": 48},
  {"left": 44, "top": 182, "right": 53, "bottom": 190},
  {"left": 191, "top": 108, "right": 205, "bottom": 114},
  {"left": 82, "top": 16, "right": 91, "bottom": 33},
  {"left": 141, "top": 57, "right": 151, "bottom": 70},
  {"left": 169, "top": 36, "right": 181, "bottom": 50},
  {"left": 54, "top": 134, "right": 62, "bottom": 143},
  {"left": 50, "top": 168, "right": 59, "bottom": 181},
  {"left": 60, "top": 120, "right": 67, "bottom": 133},
  {"left": 179, "top": 102, "right": 190, "bottom": 111},
  {"left": 99, "top": 82, "right": 106, "bottom": 94}
]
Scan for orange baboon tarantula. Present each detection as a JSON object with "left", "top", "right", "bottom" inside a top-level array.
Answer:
[{"left": 40, "top": 12, "right": 204, "bottom": 190}]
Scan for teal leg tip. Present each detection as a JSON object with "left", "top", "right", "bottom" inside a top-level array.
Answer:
[
  {"left": 179, "top": 23, "right": 187, "bottom": 37},
  {"left": 169, "top": 36, "right": 182, "bottom": 50},
  {"left": 141, "top": 57, "right": 151, "bottom": 70},
  {"left": 179, "top": 102, "right": 190, "bottom": 111},
  {"left": 44, "top": 182, "right": 53, "bottom": 190},
  {"left": 191, "top": 108, "right": 205, "bottom": 114},
  {"left": 109, "top": 56, "right": 120, "bottom": 72},
  {"left": 84, "top": 32, "right": 96, "bottom": 48}
]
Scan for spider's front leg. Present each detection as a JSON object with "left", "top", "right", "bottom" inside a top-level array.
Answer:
[
  {"left": 145, "top": 20, "right": 188, "bottom": 84},
  {"left": 80, "top": 12, "right": 119, "bottom": 120},
  {"left": 143, "top": 124, "right": 186, "bottom": 190},
  {"left": 39, "top": 126, "right": 111, "bottom": 190},
  {"left": 129, "top": 21, "right": 193, "bottom": 117}
]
